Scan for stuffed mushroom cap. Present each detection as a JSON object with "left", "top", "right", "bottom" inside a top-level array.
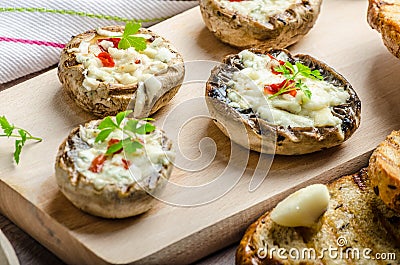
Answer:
[
  {"left": 199, "top": 0, "right": 322, "bottom": 50},
  {"left": 58, "top": 25, "right": 184, "bottom": 118},
  {"left": 206, "top": 49, "right": 361, "bottom": 155},
  {"left": 55, "top": 117, "right": 175, "bottom": 218}
]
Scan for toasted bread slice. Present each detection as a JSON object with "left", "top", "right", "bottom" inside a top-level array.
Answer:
[
  {"left": 368, "top": 0, "right": 400, "bottom": 58},
  {"left": 369, "top": 130, "right": 400, "bottom": 212},
  {"left": 236, "top": 169, "right": 400, "bottom": 264}
]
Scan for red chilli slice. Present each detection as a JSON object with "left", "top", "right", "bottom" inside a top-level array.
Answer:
[
  {"left": 122, "top": 159, "right": 131, "bottom": 170},
  {"left": 267, "top": 53, "right": 285, "bottom": 65},
  {"left": 97, "top": 38, "right": 121, "bottom": 50},
  {"left": 89, "top": 154, "right": 107, "bottom": 173},
  {"left": 97, "top": 52, "right": 115, "bottom": 67},
  {"left": 264, "top": 80, "right": 296, "bottom": 97}
]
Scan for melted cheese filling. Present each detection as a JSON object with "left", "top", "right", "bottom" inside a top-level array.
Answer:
[
  {"left": 73, "top": 120, "right": 174, "bottom": 190},
  {"left": 227, "top": 50, "right": 350, "bottom": 128},
  {"left": 218, "top": 0, "right": 298, "bottom": 22},
  {"left": 72, "top": 28, "right": 176, "bottom": 91}
]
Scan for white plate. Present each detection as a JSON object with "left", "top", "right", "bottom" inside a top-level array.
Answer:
[{"left": 0, "top": 230, "right": 19, "bottom": 265}]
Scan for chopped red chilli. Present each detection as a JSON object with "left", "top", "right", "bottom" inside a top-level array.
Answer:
[
  {"left": 264, "top": 80, "right": 296, "bottom": 96},
  {"left": 97, "top": 38, "right": 121, "bottom": 50},
  {"left": 122, "top": 159, "right": 131, "bottom": 170},
  {"left": 89, "top": 154, "right": 107, "bottom": 173},
  {"left": 97, "top": 52, "right": 115, "bottom": 67}
]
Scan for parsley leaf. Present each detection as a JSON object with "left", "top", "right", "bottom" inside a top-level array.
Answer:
[
  {"left": 118, "top": 22, "right": 147, "bottom": 51},
  {"left": 136, "top": 123, "right": 156, "bottom": 135},
  {"left": 14, "top": 140, "right": 23, "bottom": 165},
  {"left": 124, "top": 22, "right": 141, "bottom": 36},
  {"left": 123, "top": 140, "right": 143, "bottom": 154},
  {"left": 98, "top": 117, "right": 118, "bottom": 130},
  {"left": 296, "top": 80, "right": 312, "bottom": 100},
  {"left": 95, "top": 112, "right": 156, "bottom": 156},
  {"left": 116, "top": 110, "right": 132, "bottom": 126},
  {"left": 270, "top": 58, "right": 324, "bottom": 100},
  {"left": 124, "top": 119, "right": 139, "bottom": 133},
  {"left": 0, "top": 116, "right": 14, "bottom": 136},
  {"left": 0, "top": 116, "right": 42, "bottom": 164},
  {"left": 311, "top": 69, "right": 323, "bottom": 80},
  {"left": 106, "top": 141, "right": 123, "bottom": 155},
  {"left": 95, "top": 128, "right": 114, "bottom": 143}
]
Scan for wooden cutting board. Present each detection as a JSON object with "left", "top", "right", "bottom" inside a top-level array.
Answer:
[{"left": 1, "top": 1, "right": 400, "bottom": 264}]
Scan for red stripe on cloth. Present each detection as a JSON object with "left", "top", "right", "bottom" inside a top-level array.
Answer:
[{"left": 0, "top": 37, "right": 65, "bottom": 48}]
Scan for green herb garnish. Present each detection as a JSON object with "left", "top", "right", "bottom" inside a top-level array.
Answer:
[
  {"left": 95, "top": 111, "right": 155, "bottom": 155},
  {"left": 0, "top": 116, "right": 42, "bottom": 164},
  {"left": 269, "top": 61, "right": 323, "bottom": 99},
  {"left": 118, "top": 22, "right": 147, "bottom": 51}
]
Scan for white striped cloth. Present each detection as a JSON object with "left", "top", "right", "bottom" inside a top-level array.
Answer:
[{"left": 0, "top": 0, "right": 198, "bottom": 84}]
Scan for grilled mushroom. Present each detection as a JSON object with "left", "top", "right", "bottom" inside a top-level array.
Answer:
[
  {"left": 199, "top": 0, "right": 322, "bottom": 50},
  {"left": 206, "top": 49, "right": 361, "bottom": 155},
  {"left": 58, "top": 26, "right": 184, "bottom": 118},
  {"left": 55, "top": 117, "right": 174, "bottom": 218}
]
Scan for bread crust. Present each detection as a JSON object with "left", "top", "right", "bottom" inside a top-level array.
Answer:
[
  {"left": 199, "top": 0, "right": 322, "bottom": 50},
  {"left": 236, "top": 169, "right": 400, "bottom": 264},
  {"left": 368, "top": 130, "right": 400, "bottom": 212},
  {"left": 368, "top": 0, "right": 400, "bottom": 58},
  {"left": 55, "top": 120, "right": 173, "bottom": 219},
  {"left": 58, "top": 26, "right": 184, "bottom": 118},
  {"left": 206, "top": 49, "right": 361, "bottom": 155}
]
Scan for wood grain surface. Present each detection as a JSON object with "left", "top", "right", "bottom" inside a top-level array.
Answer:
[
  {"left": 0, "top": 1, "right": 399, "bottom": 264},
  {"left": 0, "top": 213, "right": 234, "bottom": 265}
]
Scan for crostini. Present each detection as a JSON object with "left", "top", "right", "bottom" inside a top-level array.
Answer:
[
  {"left": 58, "top": 23, "right": 184, "bottom": 117},
  {"left": 206, "top": 49, "right": 361, "bottom": 155},
  {"left": 369, "top": 130, "right": 400, "bottom": 213},
  {"left": 199, "top": 0, "right": 322, "bottom": 49},
  {"left": 236, "top": 169, "right": 400, "bottom": 264},
  {"left": 55, "top": 112, "right": 174, "bottom": 218}
]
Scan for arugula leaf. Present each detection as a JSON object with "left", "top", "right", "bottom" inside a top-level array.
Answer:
[
  {"left": 118, "top": 22, "right": 147, "bottom": 51},
  {"left": 106, "top": 141, "right": 123, "bottom": 155}
]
